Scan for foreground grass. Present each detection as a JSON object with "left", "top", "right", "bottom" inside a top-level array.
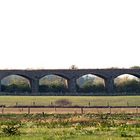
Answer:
[
  {"left": 1, "top": 135, "right": 140, "bottom": 140},
  {"left": 0, "top": 95, "right": 140, "bottom": 106},
  {"left": 0, "top": 113, "right": 140, "bottom": 139}
]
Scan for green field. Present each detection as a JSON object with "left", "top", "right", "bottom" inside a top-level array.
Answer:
[
  {"left": 0, "top": 113, "right": 140, "bottom": 140},
  {"left": 0, "top": 95, "right": 140, "bottom": 107},
  {"left": 0, "top": 96, "right": 140, "bottom": 139}
]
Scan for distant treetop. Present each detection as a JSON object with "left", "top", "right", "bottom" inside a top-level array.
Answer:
[
  {"left": 69, "top": 65, "right": 78, "bottom": 70},
  {"left": 130, "top": 66, "right": 140, "bottom": 69}
]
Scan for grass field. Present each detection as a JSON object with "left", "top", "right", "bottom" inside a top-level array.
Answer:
[
  {"left": 0, "top": 96, "right": 140, "bottom": 139},
  {"left": 0, "top": 113, "right": 140, "bottom": 140},
  {"left": 0, "top": 95, "right": 140, "bottom": 107}
]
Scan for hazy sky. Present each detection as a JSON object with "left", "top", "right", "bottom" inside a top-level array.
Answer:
[{"left": 0, "top": 0, "right": 140, "bottom": 69}]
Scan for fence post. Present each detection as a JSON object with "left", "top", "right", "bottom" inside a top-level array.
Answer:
[
  {"left": 88, "top": 102, "right": 90, "bottom": 107},
  {"left": 28, "top": 107, "right": 30, "bottom": 114},
  {"left": 127, "top": 101, "right": 129, "bottom": 106},
  {"left": 136, "top": 106, "right": 138, "bottom": 114},
  {"left": 2, "top": 106, "right": 4, "bottom": 114},
  {"left": 16, "top": 102, "right": 18, "bottom": 107},
  {"left": 109, "top": 106, "right": 111, "bottom": 114},
  {"left": 81, "top": 107, "right": 84, "bottom": 114},
  {"left": 54, "top": 106, "right": 56, "bottom": 112}
]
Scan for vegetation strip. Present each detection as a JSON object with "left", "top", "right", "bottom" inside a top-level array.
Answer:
[
  {"left": 0, "top": 113, "right": 140, "bottom": 139},
  {"left": 6, "top": 105, "right": 140, "bottom": 108}
]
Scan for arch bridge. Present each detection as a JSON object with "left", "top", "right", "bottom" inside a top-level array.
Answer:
[{"left": 0, "top": 68, "right": 140, "bottom": 94}]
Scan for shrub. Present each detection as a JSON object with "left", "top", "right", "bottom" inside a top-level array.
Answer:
[
  {"left": 55, "top": 99, "right": 72, "bottom": 106},
  {"left": 115, "top": 79, "right": 140, "bottom": 93},
  {"left": 1, "top": 121, "right": 21, "bottom": 136},
  {"left": 1, "top": 84, "right": 31, "bottom": 93},
  {"left": 77, "top": 84, "right": 105, "bottom": 93},
  {"left": 39, "top": 84, "right": 68, "bottom": 93}
]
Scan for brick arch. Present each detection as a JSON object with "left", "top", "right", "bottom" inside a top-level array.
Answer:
[
  {"left": 114, "top": 73, "right": 140, "bottom": 93},
  {"left": 1, "top": 74, "right": 31, "bottom": 81},
  {"left": 39, "top": 74, "right": 68, "bottom": 86},
  {"left": 113, "top": 73, "right": 140, "bottom": 79},
  {"left": 1, "top": 74, "right": 32, "bottom": 93},
  {"left": 76, "top": 73, "right": 105, "bottom": 92},
  {"left": 39, "top": 74, "right": 68, "bottom": 93},
  {"left": 113, "top": 73, "right": 140, "bottom": 85},
  {"left": 76, "top": 73, "right": 107, "bottom": 81},
  {"left": 39, "top": 73, "right": 70, "bottom": 81}
]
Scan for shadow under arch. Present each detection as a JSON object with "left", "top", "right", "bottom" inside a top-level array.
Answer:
[
  {"left": 76, "top": 74, "right": 105, "bottom": 93},
  {"left": 114, "top": 74, "right": 140, "bottom": 94},
  {"left": 1, "top": 74, "right": 31, "bottom": 94},
  {"left": 39, "top": 74, "right": 68, "bottom": 94}
]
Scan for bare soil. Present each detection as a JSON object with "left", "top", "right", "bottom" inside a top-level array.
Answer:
[{"left": 0, "top": 107, "right": 139, "bottom": 114}]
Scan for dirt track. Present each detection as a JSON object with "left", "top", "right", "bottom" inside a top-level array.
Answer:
[{"left": 0, "top": 107, "right": 139, "bottom": 114}]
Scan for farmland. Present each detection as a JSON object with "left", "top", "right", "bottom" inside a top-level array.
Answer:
[
  {"left": 0, "top": 96, "right": 140, "bottom": 139},
  {"left": 0, "top": 113, "right": 140, "bottom": 140},
  {"left": 0, "top": 95, "right": 140, "bottom": 107}
]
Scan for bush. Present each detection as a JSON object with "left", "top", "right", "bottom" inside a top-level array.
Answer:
[
  {"left": 115, "top": 80, "right": 140, "bottom": 93},
  {"left": 77, "top": 84, "right": 105, "bottom": 93},
  {"left": 55, "top": 99, "right": 72, "bottom": 106},
  {"left": 39, "top": 84, "right": 68, "bottom": 93},
  {"left": 1, "top": 84, "right": 31, "bottom": 93},
  {"left": 1, "top": 121, "right": 21, "bottom": 136}
]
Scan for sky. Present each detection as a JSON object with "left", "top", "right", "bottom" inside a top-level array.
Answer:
[{"left": 0, "top": 0, "right": 140, "bottom": 69}]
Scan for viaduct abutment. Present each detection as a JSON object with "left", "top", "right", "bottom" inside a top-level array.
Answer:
[{"left": 0, "top": 69, "right": 140, "bottom": 94}]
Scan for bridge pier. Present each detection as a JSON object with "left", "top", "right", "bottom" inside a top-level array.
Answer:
[
  {"left": 105, "top": 78, "right": 114, "bottom": 93},
  {"left": 68, "top": 78, "right": 77, "bottom": 93},
  {"left": 30, "top": 78, "right": 39, "bottom": 94},
  {"left": 0, "top": 82, "right": 1, "bottom": 92}
]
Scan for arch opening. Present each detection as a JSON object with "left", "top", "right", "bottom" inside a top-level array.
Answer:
[
  {"left": 114, "top": 74, "right": 140, "bottom": 94},
  {"left": 1, "top": 75, "right": 31, "bottom": 94},
  {"left": 39, "top": 74, "right": 68, "bottom": 93},
  {"left": 76, "top": 74, "right": 105, "bottom": 93}
]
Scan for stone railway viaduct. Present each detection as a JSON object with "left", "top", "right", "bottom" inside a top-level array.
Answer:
[{"left": 0, "top": 69, "right": 140, "bottom": 94}]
